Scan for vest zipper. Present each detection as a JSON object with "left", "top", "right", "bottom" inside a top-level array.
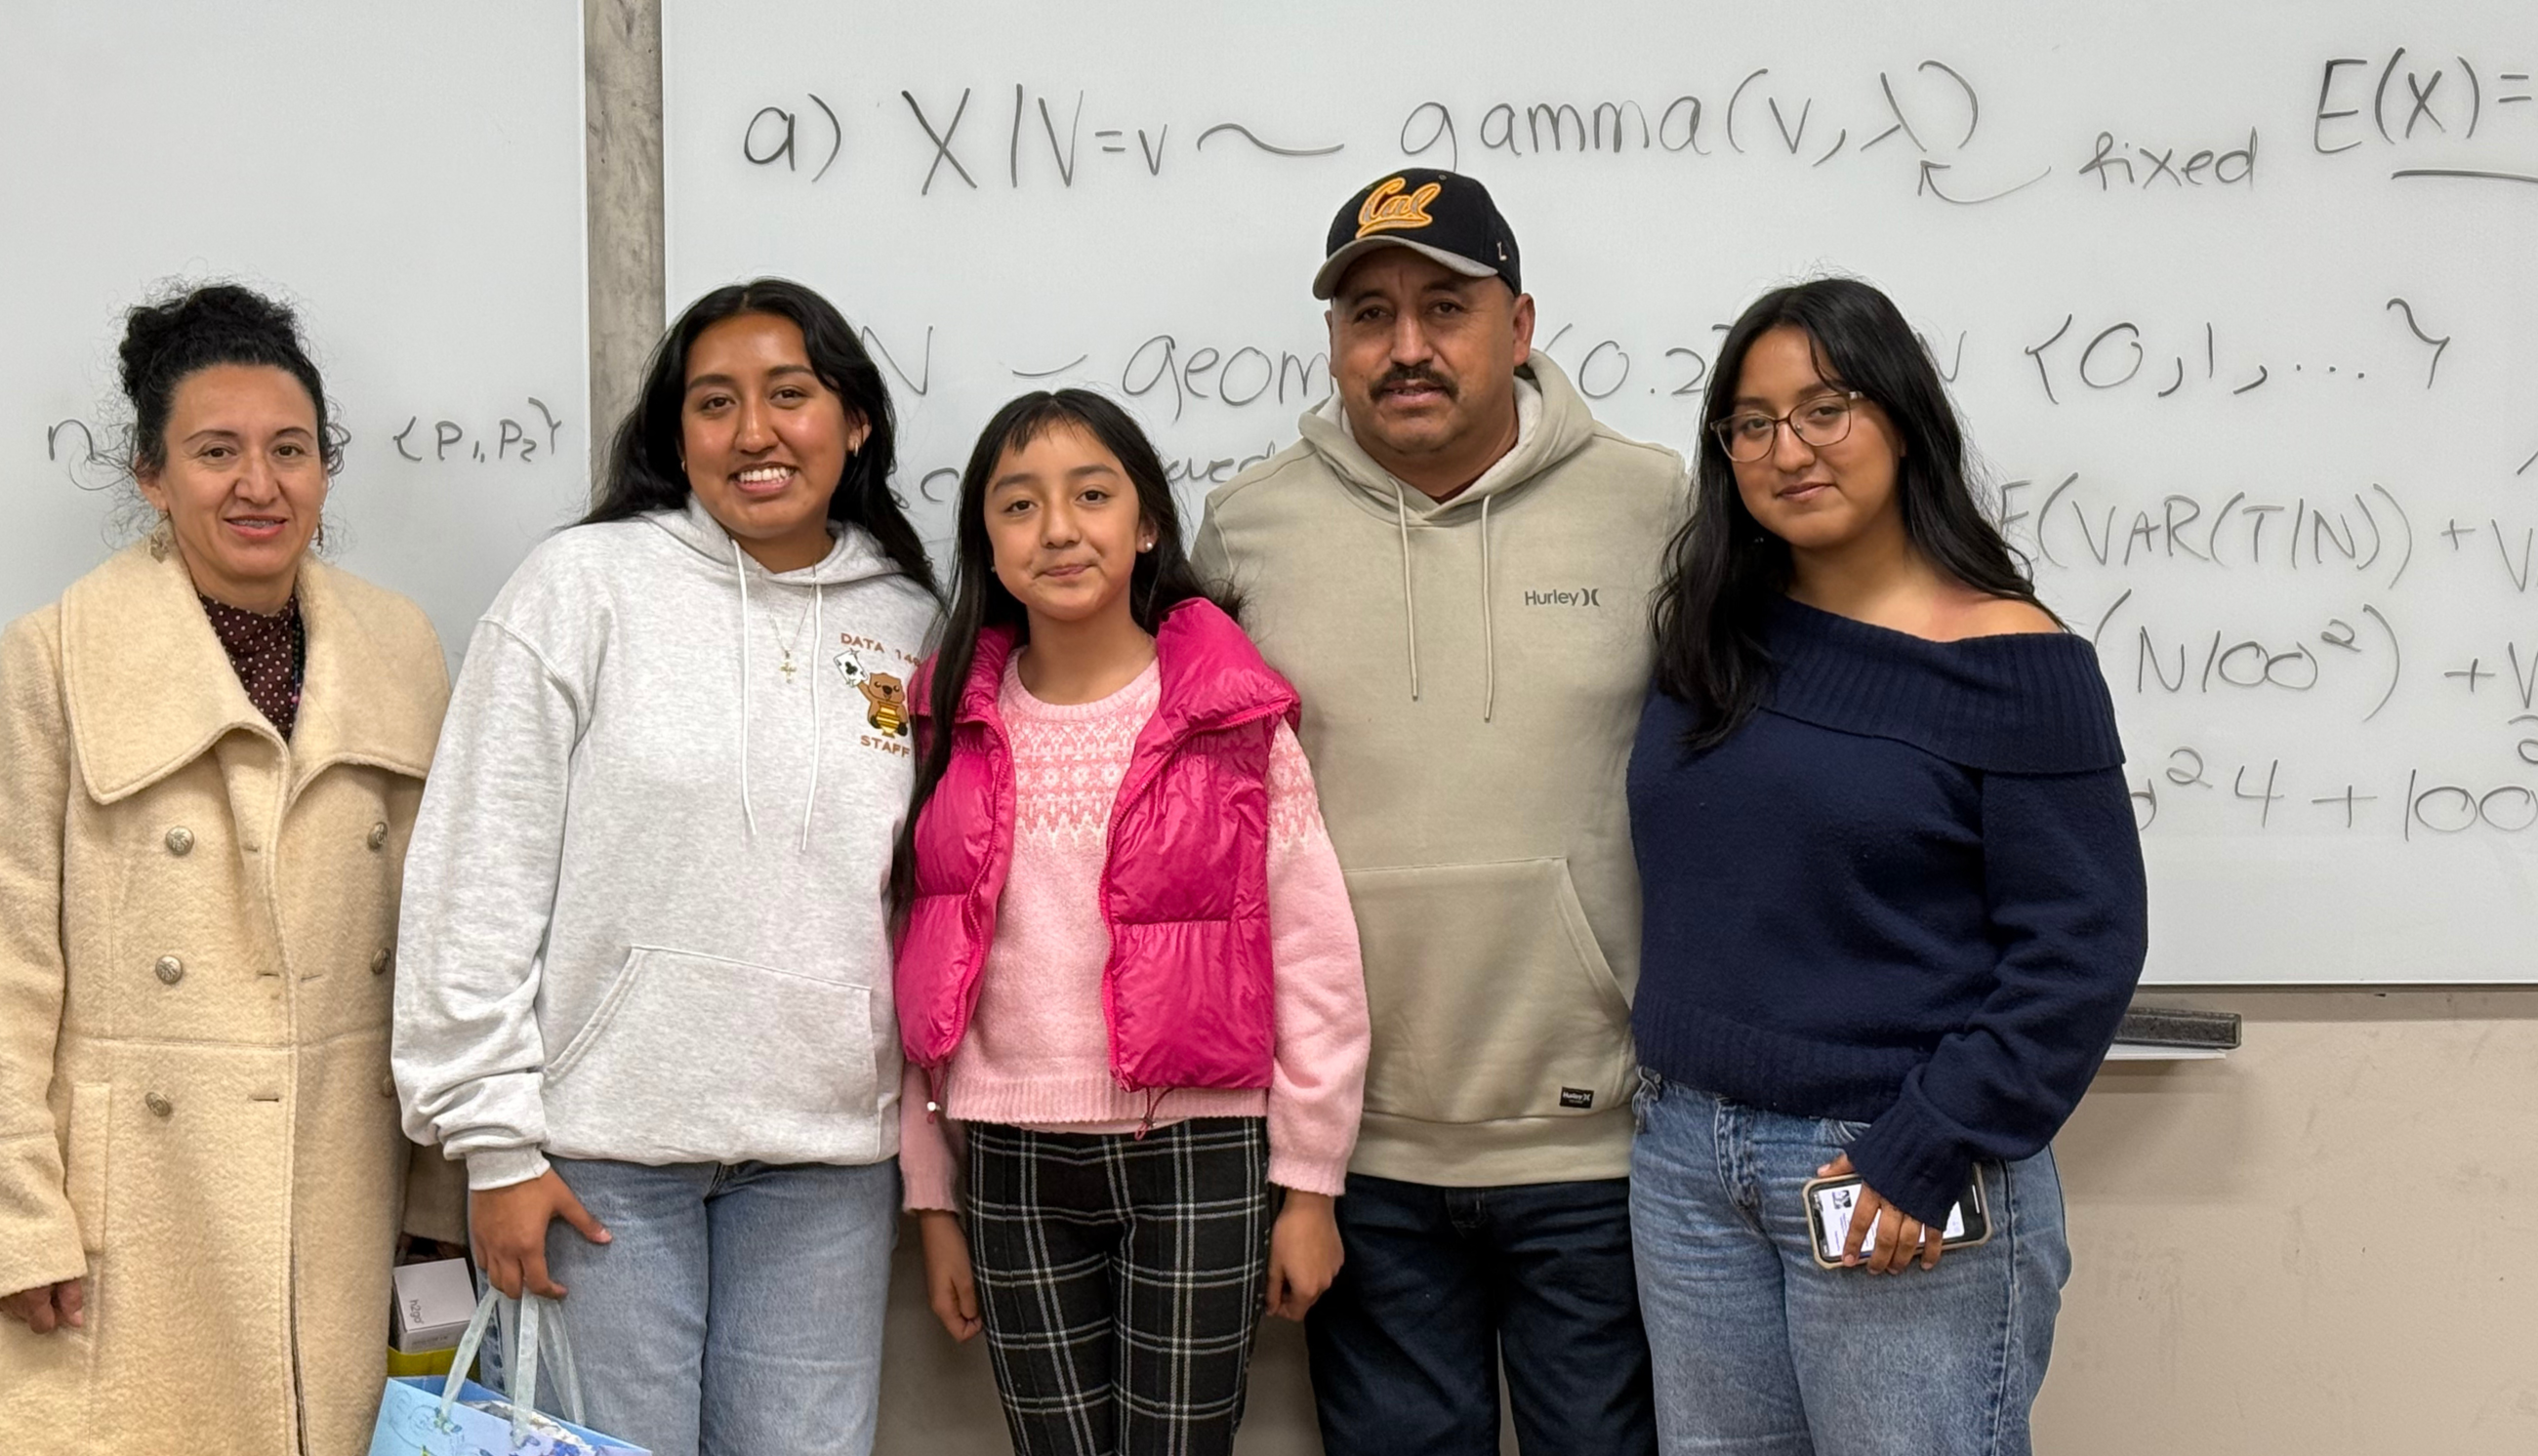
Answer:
[{"left": 936, "top": 709, "right": 1013, "bottom": 1077}]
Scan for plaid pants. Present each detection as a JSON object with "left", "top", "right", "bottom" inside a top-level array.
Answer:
[{"left": 964, "top": 1117, "right": 1273, "bottom": 1456}]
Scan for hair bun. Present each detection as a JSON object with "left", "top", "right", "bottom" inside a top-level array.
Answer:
[{"left": 117, "top": 284, "right": 305, "bottom": 402}]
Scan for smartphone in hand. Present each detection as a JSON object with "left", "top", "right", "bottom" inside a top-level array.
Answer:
[{"left": 1802, "top": 1171, "right": 1991, "bottom": 1269}]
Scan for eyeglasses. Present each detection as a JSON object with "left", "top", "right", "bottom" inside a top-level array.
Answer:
[{"left": 1710, "top": 392, "right": 1863, "bottom": 464}]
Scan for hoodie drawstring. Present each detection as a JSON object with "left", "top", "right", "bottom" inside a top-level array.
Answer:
[
  {"left": 1395, "top": 482, "right": 1498, "bottom": 722},
  {"left": 799, "top": 582, "right": 825, "bottom": 851},
  {"left": 731, "top": 539, "right": 828, "bottom": 848},
  {"left": 1394, "top": 482, "right": 1421, "bottom": 703},
  {"left": 733, "top": 539, "right": 760, "bottom": 842},
  {"left": 1479, "top": 493, "right": 1496, "bottom": 724}
]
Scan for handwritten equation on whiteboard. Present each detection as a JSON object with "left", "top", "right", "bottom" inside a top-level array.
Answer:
[
  {"left": 41, "top": 397, "right": 572, "bottom": 486},
  {"left": 729, "top": 49, "right": 2537, "bottom": 197},
  {"left": 699, "top": 41, "right": 2538, "bottom": 475}
]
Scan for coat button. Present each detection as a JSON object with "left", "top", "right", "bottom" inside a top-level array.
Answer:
[
  {"left": 165, "top": 827, "right": 195, "bottom": 856},
  {"left": 371, "top": 948, "right": 392, "bottom": 976},
  {"left": 145, "top": 1092, "right": 174, "bottom": 1118},
  {"left": 154, "top": 954, "right": 184, "bottom": 986},
  {"left": 367, "top": 822, "right": 389, "bottom": 850}
]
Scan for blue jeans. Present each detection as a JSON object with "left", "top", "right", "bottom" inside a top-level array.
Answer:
[
  {"left": 494, "top": 1157, "right": 897, "bottom": 1456},
  {"left": 1304, "top": 1171, "right": 1657, "bottom": 1456},
  {"left": 1629, "top": 1074, "right": 2068, "bottom": 1456}
]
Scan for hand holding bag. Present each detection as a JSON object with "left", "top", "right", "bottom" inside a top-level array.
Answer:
[{"left": 368, "top": 1287, "right": 648, "bottom": 1455}]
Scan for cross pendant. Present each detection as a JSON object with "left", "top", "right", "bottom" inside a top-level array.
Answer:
[{"left": 779, "top": 657, "right": 798, "bottom": 683}]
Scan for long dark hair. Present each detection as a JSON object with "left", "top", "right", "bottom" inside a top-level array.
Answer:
[
  {"left": 887, "top": 389, "right": 1234, "bottom": 920},
  {"left": 587, "top": 277, "right": 936, "bottom": 594},
  {"left": 1650, "top": 276, "right": 2052, "bottom": 749}
]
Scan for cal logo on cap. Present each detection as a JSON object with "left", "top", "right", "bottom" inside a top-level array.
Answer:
[{"left": 1356, "top": 177, "right": 1441, "bottom": 238}]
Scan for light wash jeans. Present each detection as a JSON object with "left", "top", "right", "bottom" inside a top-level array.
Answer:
[
  {"left": 487, "top": 1156, "right": 898, "bottom": 1456},
  {"left": 1629, "top": 1072, "right": 2068, "bottom": 1456}
]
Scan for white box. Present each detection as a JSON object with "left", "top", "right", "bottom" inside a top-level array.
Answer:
[{"left": 389, "top": 1258, "right": 478, "bottom": 1354}]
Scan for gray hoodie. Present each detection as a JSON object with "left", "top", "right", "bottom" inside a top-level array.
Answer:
[
  {"left": 1194, "top": 354, "right": 1688, "bottom": 1187},
  {"left": 393, "top": 499, "right": 938, "bottom": 1189}
]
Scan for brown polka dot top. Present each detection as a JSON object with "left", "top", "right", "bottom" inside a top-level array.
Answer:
[{"left": 199, "top": 593, "right": 305, "bottom": 740}]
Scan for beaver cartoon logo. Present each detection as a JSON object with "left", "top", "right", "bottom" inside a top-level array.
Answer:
[
  {"left": 860, "top": 672, "right": 910, "bottom": 736},
  {"left": 834, "top": 652, "right": 912, "bottom": 737}
]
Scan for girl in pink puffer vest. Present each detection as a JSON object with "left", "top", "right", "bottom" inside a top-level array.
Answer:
[{"left": 890, "top": 389, "right": 1370, "bottom": 1456}]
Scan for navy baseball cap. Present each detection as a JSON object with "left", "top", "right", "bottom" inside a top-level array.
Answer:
[{"left": 1312, "top": 169, "right": 1522, "bottom": 301}]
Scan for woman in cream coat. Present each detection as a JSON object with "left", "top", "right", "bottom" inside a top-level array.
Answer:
[{"left": 0, "top": 286, "right": 463, "bottom": 1456}]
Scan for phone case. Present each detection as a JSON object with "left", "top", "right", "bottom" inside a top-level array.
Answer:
[{"left": 1802, "top": 1169, "right": 1994, "bottom": 1269}]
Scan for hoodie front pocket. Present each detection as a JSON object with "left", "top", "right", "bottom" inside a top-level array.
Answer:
[
  {"left": 1342, "top": 858, "right": 1638, "bottom": 1126},
  {"left": 544, "top": 947, "right": 880, "bottom": 1164}
]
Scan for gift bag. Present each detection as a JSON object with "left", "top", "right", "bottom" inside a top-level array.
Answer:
[{"left": 368, "top": 1288, "right": 648, "bottom": 1456}]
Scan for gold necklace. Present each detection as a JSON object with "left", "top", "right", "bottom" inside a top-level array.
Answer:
[{"left": 765, "top": 598, "right": 813, "bottom": 684}]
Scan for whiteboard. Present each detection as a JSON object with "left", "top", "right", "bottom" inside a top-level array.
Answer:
[
  {"left": 1, "top": 3, "right": 589, "bottom": 658},
  {"left": 664, "top": 0, "right": 2538, "bottom": 984}
]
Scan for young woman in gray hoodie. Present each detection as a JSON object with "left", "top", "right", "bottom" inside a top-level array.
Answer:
[{"left": 392, "top": 279, "right": 940, "bottom": 1456}]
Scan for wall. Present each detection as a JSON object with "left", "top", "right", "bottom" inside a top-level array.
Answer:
[
  {"left": 2042, "top": 989, "right": 2538, "bottom": 1451},
  {"left": 581, "top": 10, "right": 2538, "bottom": 1452}
]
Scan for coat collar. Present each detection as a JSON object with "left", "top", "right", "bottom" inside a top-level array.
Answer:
[{"left": 60, "top": 539, "right": 441, "bottom": 803}]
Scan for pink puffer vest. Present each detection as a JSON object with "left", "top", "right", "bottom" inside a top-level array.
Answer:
[{"left": 895, "top": 598, "right": 1302, "bottom": 1094}]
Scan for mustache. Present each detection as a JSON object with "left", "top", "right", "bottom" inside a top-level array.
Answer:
[{"left": 1371, "top": 366, "right": 1455, "bottom": 399}]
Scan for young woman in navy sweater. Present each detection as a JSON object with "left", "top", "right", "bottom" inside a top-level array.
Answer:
[{"left": 1626, "top": 277, "right": 2148, "bottom": 1456}]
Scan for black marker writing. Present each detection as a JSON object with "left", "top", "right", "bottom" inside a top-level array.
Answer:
[
  {"left": 2383, "top": 298, "right": 2451, "bottom": 388},
  {"left": 903, "top": 89, "right": 979, "bottom": 194},
  {"left": 1196, "top": 122, "right": 1343, "bottom": 157}
]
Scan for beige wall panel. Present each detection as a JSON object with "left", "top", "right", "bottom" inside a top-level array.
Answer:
[{"left": 2042, "top": 991, "right": 2538, "bottom": 1454}]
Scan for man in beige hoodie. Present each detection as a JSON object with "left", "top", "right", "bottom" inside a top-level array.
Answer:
[{"left": 1194, "top": 170, "right": 1685, "bottom": 1455}]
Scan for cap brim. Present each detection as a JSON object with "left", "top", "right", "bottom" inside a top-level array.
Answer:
[{"left": 1312, "top": 237, "right": 1500, "bottom": 300}]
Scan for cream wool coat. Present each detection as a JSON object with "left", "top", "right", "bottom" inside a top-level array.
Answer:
[{"left": 0, "top": 539, "right": 466, "bottom": 1456}]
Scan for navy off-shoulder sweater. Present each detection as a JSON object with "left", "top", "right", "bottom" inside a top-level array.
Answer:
[{"left": 1627, "top": 597, "right": 2149, "bottom": 1226}]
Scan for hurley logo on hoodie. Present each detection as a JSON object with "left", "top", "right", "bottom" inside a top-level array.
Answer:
[{"left": 1523, "top": 586, "right": 1604, "bottom": 608}]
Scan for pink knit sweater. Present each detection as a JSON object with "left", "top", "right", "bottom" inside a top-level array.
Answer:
[{"left": 898, "top": 655, "right": 1368, "bottom": 1210}]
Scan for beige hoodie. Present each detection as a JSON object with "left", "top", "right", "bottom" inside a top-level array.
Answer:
[{"left": 1194, "top": 354, "right": 1689, "bottom": 1186}]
